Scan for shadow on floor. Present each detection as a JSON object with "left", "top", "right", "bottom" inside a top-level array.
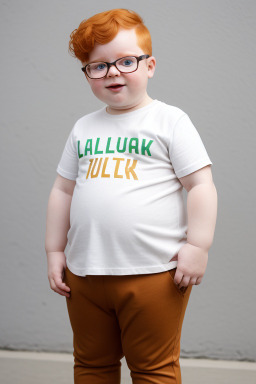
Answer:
[{"left": 0, "top": 350, "right": 255, "bottom": 384}]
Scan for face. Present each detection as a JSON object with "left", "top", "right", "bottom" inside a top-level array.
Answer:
[{"left": 83, "top": 28, "right": 156, "bottom": 114}]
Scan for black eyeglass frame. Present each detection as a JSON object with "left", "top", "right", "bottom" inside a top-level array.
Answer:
[{"left": 81, "top": 54, "right": 150, "bottom": 79}]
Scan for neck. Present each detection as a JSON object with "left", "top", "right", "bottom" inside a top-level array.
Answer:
[{"left": 106, "top": 95, "right": 153, "bottom": 115}]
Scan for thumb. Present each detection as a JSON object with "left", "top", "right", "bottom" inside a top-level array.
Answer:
[{"left": 55, "top": 276, "right": 69, "bottom": 290}]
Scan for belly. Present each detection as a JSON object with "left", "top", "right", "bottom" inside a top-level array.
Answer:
[{"left": 69, "top": 180, "right": 181, "bottom": 238}]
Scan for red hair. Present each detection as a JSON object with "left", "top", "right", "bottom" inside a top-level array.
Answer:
[{"left": 68, "top": 8, "right": 152, "bottom": 63}]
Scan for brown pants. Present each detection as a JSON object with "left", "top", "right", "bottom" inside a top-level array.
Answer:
[{"left": 64, "top": 266, "right": 192, "bottom": 384}]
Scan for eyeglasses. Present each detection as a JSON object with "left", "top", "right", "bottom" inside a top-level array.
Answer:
[{"left": 81, "top": 55, "right": 150, "bottom": 79}]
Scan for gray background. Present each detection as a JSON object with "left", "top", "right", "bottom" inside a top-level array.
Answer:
[{"left": 0, "top": 0, "right": 255, "bottom": 362}]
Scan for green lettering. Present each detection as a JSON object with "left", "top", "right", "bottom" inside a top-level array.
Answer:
[
  {"left": 106, "top": 137, "right": 115, "bottom": 153},
  {"left": 116, "top": 137, "right": 127, "bottom": 153},
  {"left": 95, "top": 138, "right": 103, "bottom": 155},
  {"left": 141, "top": 139, "right": 153, "bottom": 156},
  {"left": 84, "top": 139, "right": 93, "bottom": 156},
  {"left": 129, "top": 138, "right": 139, "bottom": 154},
  {"left": 77, "top": 140, "right": 83, "bottom": 159}
]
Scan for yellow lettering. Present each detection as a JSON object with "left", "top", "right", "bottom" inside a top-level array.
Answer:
[
  {"left": 85, "top": 157, "right": 138, "bottom": 180},
  {"left": 101, "top": 157, "right": 111, "bottom": 178},
  {"left": 125, "top": 159, "right": 138, "bottom": 180},
  {"left": 113, "top": 157, "right": 124, "bottom": 178},
  {"left": 91, "top": 158, "right": 102, "bottom": 178}
]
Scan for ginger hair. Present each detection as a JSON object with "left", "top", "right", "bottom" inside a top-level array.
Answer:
[{"left": 68, "top": 8, "right": 152, "bottom": 63}]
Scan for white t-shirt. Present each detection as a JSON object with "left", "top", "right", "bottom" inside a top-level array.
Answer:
[{"left": 56, "top": 99, "right": 212, "bottom": 276}]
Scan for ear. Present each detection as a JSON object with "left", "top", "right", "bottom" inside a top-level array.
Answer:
[
  {"left": 81, "top": 62, "right": 89, "bottom": 82},
  {"left": 147, "top": 56, "right": 156, "bottom": 79}
]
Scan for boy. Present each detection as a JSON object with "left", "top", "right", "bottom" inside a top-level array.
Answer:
[{"left": 45, "top": 8, "right": 217, "bottom": 384}]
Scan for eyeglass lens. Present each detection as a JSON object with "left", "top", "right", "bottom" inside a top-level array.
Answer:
[{"left": 86, "top": 56, "right": 138, "bottom": 78}]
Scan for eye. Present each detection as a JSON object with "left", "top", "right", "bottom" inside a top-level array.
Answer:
[
  {"left": 123, "top": 59, "right": 133, "bottom": 66},
  {"left": 90, "top": 63, "right": 106, "bottom": 71},
  {"left": 95, "top": 63, "right": 106, "bottom": 71},
  {"left": 118, "top": 57, "right": 136, "bottom": 67}
]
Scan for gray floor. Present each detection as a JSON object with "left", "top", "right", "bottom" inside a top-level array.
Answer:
[{"left": 0, "top": 350, "right": 256, "bottom": 384}]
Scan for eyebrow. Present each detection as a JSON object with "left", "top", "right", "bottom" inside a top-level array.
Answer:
[{"left": 89, "top": 53, "right": 136, "bottom": 63}]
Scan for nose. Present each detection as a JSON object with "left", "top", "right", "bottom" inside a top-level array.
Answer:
[{"left": 107, "top": 64, "right": 121, "bottom": 77}]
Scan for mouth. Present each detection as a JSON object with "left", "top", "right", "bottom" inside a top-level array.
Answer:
[{"left": 106, "top": 84, "right": 125, "bottom": 90}]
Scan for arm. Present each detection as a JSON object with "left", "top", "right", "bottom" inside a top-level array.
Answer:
[
  {"left": 45, "top": 174, "right": 76, "bottom": 297},
  {"left": 174, "top": 165, "right": 218, "bottom": 288}
]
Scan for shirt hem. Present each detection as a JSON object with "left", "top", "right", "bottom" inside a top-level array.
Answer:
[
  {"left": 175, "top": 159, "right": 212, "bottom": 178},
  {"left": 56, "top": 166, "right": 77, "bottom": 180},
  {"left": 66, "top": 259, "right": 178, "bottom": 277}
]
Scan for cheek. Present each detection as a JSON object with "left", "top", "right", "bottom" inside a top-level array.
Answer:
[
  {"left": 127, "top": 70, "right": 148, "bottom": 89},
  {"left": 88, "top": 81, "right": 104, "bottom": 95}
]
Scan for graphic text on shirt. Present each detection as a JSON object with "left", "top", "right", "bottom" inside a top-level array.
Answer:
[
  {"left": 77, "top": 137, "right": 153, "bottom": 157},
  {"left": 77, "top": 136, "right": 154, "bottom": 180}
]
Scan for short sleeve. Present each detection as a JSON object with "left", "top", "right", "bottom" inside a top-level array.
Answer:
[
  {"left": 169, "top": 113, "right": 213, "bottom": 178},
  {"left": 56, "top": 126, "right": 78, "bottom": 180}
]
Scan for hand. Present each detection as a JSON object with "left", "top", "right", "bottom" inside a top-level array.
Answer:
[
  {"left": 173, "top": 243, "right": 208, "bottom": 289},
  {"left": 47, "top": 251, "right": 71, "bottom": 298}
]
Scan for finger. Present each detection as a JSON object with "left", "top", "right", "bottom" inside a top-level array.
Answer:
[
  {"left": 178, "top": 276, "right": 190, "bottom": 289},
  {"left": 55, "top": 277, "right": 71, "bottom": 292},
  {"left": 195, "top": 277, "right": 202, "bottom": 285},
  {"left": 173, "top": 269, "right": 183, "bottom": 286},
  {"left": 190, "top": 277, "right": 198, "bottom": 285},
  {"left": 49, "top": 277, "right": 57, "bottom": 291},
  {"left": 49, "top": 278, "right": 71, "bottom": 297},
  {"left": 55, "top": 286, "right": 71, "bottom": 297}
]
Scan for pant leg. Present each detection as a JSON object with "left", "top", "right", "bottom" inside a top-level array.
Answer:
[
  {"left": 64, "top": 266, "right": 124, "bottom": 384},
  {"left": 107, "top": 269, "right": 192, "bottom": 384}
]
